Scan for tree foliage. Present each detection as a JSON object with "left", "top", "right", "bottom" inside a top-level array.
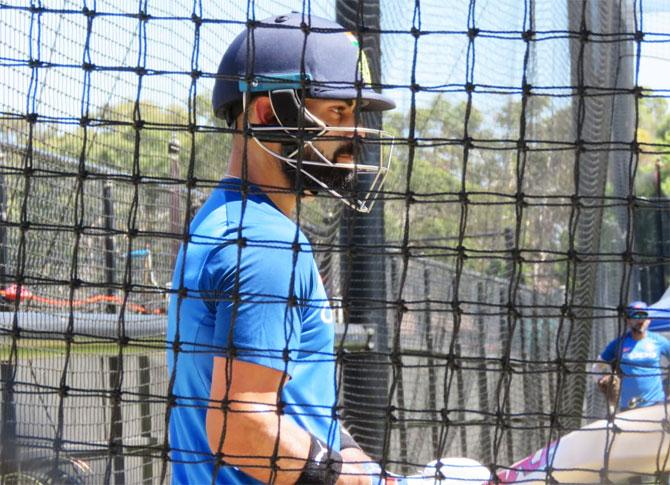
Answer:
[
  {"left": 3, "top": 89, "right": 669, "bottom": 291},
  {"left": 2, "top": 93, "right": 232, "bottom": 183},
  {"left": 383, "top": 94, "right": 576, "bottom": 285},
  {"left": 636, "top": 97, "right": 670, "bottom": 196}
]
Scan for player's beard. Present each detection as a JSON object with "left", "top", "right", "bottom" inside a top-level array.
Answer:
[
  {"left": 281, "top": 141, "right": 357, "bottom": 196},
  {"left": 630, "top": 320, "right": 647, "bottom": 336}
]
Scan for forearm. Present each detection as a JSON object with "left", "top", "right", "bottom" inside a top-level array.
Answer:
[
  {"left": 207, "top": 357, "right": 370, "bottom": 483},
  {"left": 591, "top": 357, "right": 612, "bottom": 383},
  {"left": 207, "top": 401, "right": 370, "bottom": 484},
  {"left": 207, "top": 397, "right": 308, "bottom": 483}
]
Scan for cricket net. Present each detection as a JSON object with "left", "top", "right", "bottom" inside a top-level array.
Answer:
[{"left": 1, "top": 0, "right": 666, "bottom": 482}]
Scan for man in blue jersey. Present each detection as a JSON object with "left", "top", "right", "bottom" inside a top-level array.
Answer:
[
  {"left": 167, "top": 12, "right": 395, "bottom": 484},
  {"left": 594, "top": 301, "right": 670, "bottom": 411}
]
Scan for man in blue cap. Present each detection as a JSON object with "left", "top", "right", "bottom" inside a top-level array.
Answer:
[
  {"left": 166, "top": 12, "right": 396, "bottom": 484},
  {"left": 594, "top": 301, "right": 670, "bottom": 411}
]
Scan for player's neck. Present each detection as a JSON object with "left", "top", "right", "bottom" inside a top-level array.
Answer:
[
  {"left": 630, "top": 330, "right": 647, "bottom": 341},
  {"left": 226, "top": 142, "right": 297, "bottom": 217}
]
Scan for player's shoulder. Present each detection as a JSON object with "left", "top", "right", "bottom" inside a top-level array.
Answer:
[
  {"left": 191, "top": 186, "right": 306, "bottom": 240},
  {"left": 606, "top": 334, "right": 626, "bottom": 346},
  {"left": 649, "top": 331, "right": 670, "bottom": 345},
  {"left": 237, "top": 200, "right": 313, "bottom": 249},
  {"left": 189, "top": 185, "right": 314, "bottom": 272},
  {"left": 602, "top": 335, "right": 625, "bottom": 355}
]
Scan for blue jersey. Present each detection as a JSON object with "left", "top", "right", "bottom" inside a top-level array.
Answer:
[
  {"left": 167, "top": 178, "right": 340, "bottom": 484},
  {"left": 600, "top": 331, "right": 670, "bottom": 410}
]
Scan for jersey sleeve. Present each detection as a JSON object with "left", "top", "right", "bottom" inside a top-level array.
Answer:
[
  {"left": 203, "top": 237, "right": 309, "bottom": 377},
  {"left": 660, "top": 334, "right": 670, "bottom": 360},
  {"left": 600, "top": 338, "right": 619, "bottom": 363}
]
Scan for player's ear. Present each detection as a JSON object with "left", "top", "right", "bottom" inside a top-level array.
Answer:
[{"left": 253, "top": 96, "right": 276, "bottom": 125}]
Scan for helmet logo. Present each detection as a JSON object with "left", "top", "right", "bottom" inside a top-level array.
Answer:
[
  {"left": 345, "top": 32, "right": 373, "bottom": 85},
  {"left": 358, "top": 51, "right": 372, "bottom": 85}
]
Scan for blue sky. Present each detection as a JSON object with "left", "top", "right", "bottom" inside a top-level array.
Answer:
[
  {"left": 638, "top": 9, "right": 670, "bottom": 91},
  {"left": 0, "top": 0, "right": 668, "bottom": 129}
]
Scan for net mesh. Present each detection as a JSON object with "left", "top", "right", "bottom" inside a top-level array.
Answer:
[{"left": 1, "top": 0, "right": 668, "bottom": 483}]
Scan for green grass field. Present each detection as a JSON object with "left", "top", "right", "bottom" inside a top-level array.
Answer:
[{"left": 0, "top": 336, "right": 165, "bottom": 360}]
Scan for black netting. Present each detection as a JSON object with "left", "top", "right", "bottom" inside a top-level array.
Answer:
[{"left": 1, "top": 0, "right": 669, "bottom": 483}]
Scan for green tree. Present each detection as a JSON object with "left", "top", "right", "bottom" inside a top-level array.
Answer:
[
  {"left": 18, "top": 92, "right": 231, "bottom": 182},
  {"left": 636, "top": 97, "right": 670, "bottom": 196},
  {"left": 383, "top": 93, "right": 576, "bottom": 286}
]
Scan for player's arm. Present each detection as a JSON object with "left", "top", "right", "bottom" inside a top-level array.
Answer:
[
  {"left": 593, "top": 340, "right": 619, "bottom": 382},
  {"left": 661, "top": 336, "right": 670, "bottom": 360},
  {"left": 591, "top": 347, "right": 622, "bottom": 408},
  {"left": 592, "top": 355, "right": 618, "bottom": 392},
  {"left": 206, "top": 356, "right": 371, "bottom": 484},
  {"left": 659, "top": 338, "right": 670, "bottom": 393},
  {"left": 591, "top": 356, "right": 612, "bottom": 384}
]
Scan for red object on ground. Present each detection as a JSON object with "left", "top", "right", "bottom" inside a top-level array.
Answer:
[{"left": 2, "top": 284, "right": 34, "bottom": 301}]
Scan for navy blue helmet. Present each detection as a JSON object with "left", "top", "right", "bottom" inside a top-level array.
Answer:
[{"left": 212, "top": 13, "right": 395, "bottom": 125}]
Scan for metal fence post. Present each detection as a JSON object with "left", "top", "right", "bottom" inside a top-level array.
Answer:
[
  {"left": 108, "top": 356, "right": 125, "bottom": 485},
  {"left": 546, "top": 295, "right": 556, "bottom": 409},
  {"left": 102, "top": 182, "right": 116, "bottom": 314},
  {"left": 499, "top": 287, "right": 514, "bottom": 465},
  {"left": 476, "top": 282, "right": 492, "bottom": 464},
  {"left": 0, "top": 146, "right": 8, "bottom": 312},
  {"left": 423, "top": 264, "right": 439, "bottom": 454},
  {"left": 519, "top": 293, "right": 532, "bottom": 456},
  {"left": 0, "top": 361, "right": 17, "bottom": 476},
  {"left": 138, "top": 355, "right": 153, "bottom": 482},
  {"left": 530, "top": 290, "right": 545, "bottom": 447},
  {"left": 455, "top": 341, "right": 467, "bottom": 456}
]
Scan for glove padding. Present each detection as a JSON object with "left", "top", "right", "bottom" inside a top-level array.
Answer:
[{"left": 597, "top": 374, "right": 621, "bottom": 406}]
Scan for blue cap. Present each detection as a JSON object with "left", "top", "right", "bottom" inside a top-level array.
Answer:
[
  {"left": 212, "top": 13, "right": 395, "bottom": 122},
  {"left": 626, "top": 300, "right": 649, "bottom": 319}
]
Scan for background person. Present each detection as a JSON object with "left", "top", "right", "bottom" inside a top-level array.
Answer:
[{"left": 594, "top": 301, "right": 670, "bottom": 411}]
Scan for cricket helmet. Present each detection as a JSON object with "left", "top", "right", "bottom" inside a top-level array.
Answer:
[
  {"left": 212, "top": 12, "right": 395, "bottom": 125},
  {"left": 211, "top": 13, "right": 396, "bottom": 213}
]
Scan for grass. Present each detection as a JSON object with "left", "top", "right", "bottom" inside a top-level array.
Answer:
[{"left": 0, "top": 336, "right": 165, "bottom": 360}]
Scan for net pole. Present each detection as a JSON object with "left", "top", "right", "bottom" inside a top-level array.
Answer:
[
  {"left": 476, "top": 282, "right": 492, "bottom": 464},
  {"left": 530, "top": 292, "right": 545, "bottom": 449},
  {"left": 0, "top": 361, "right": 17, "bottom": 476},
  {"left": 0, "top": 147, "right": 17, "bottom": 474},
  {"left": 108, "top": 355, "right": 125, "bottom": 485},
  {"left": 423, "top": 264, "right": 439, "bottom": 454},
  {"left": 169, "top": 135, "right": 182, "bottom": 267},
  {"left": 0, "top": 146, "right": 7, "bottom": 312},
  {"left": 562, "top": 0, "right": 631, "bottom": 430},
  {"left": 138, "top": 355, "right": 153, "bottom": 482},
  {"left": 336, "top": 0, "right": 390, "bottom": 461},
  {"left": 455, "top": 341, "right": 467, "bottom": 456},
  {"left": 498, "top": 287, "right": 514, "bottom": 465}
]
